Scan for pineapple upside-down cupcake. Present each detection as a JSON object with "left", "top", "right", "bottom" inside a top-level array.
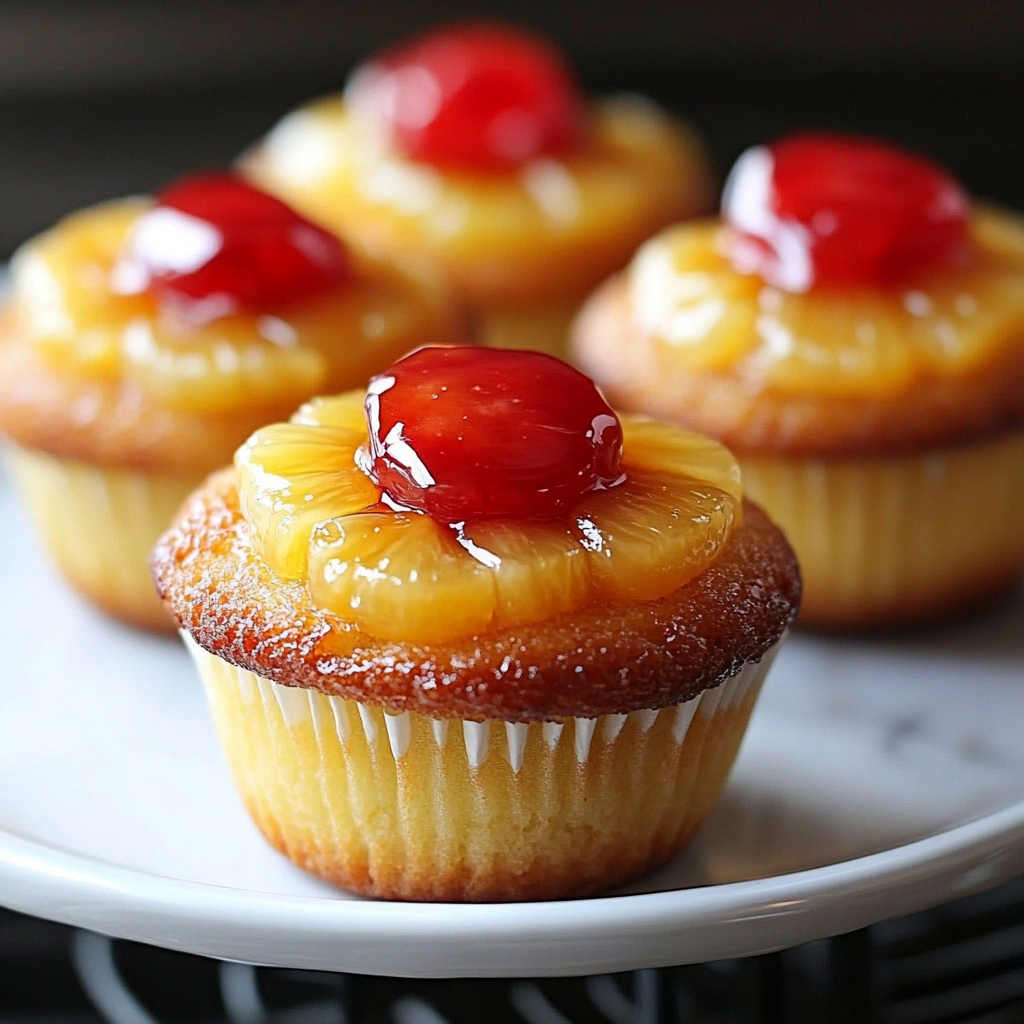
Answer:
[
  {"left": 152, "top": 346, "right": 799, "bottom": 901},
  {"left": 0, "top": 173, "right": 458, "bottom": 631},
  {"left": 572, "top": 134, "right": 1024, "bottom": 629},
  {"left": 242, "top": 22, "right": 712, "bottom": 357}
]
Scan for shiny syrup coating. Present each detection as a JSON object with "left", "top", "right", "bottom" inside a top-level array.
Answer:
[
  {"left": 722, "top": 133, "right": 970, "bottom": 292},
  {"left": 127, "top": 173, "right": 349, "bottom": 314},
  {"left": 361, "top": 346, "right": 624, "bottom": 521},
  {"left": 347, "top": 22, "right": 585, "bottom": 172}
]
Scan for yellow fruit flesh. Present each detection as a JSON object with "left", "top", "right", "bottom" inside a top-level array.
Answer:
[
  {"left": 467, "top": 517, "right": 592, "bottom": 632},
  {"left": 308, "top": 512, "right": 496, "bottom": 643},
  {"left": 306, "top": 512, "right": 597, "bottom": 645},
  {"left": 235, "top": 422, "right": 380, "bottom": 578},
  {"left": 291, "top": 391, "right": 368, "bottom": 430},
  {"left": 13, "top": 200, "right": 152, "bottom": 378},
  {"left": 620, "top": 416, "right": 742, "bottom": 501},
  {"left": 572, "top": 469, "right": 737, "bottom": 604},
  {"left": 11, "top": 200, "right": 454, "bottom": 415},
  {"left": 627, "top": 211, "right": 1024, "bottom": 395},
  {"left": 237, "top": 397, "right": 742, "bottom": 643},
  {"left": 245, "top": 97, "right": 708, "bottom": 303}
]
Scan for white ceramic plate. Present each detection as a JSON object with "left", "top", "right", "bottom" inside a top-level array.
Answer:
[{"left": 1, "top": 474, "right": 1023, "bottom": 977}]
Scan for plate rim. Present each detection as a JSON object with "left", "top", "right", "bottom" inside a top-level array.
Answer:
[{"left": 2, "top": 798, "right": 1024, "bottom": 976}]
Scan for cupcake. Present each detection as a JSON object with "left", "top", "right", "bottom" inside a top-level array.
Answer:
[
  {"left": 572, "top": 134, "right": 1024, "bottom": 628},
  {"left": 152, "top": 346, "right": 799, "bottom": 901},
  {"left": 0, "top": 173, "right": 459, "bottom": 631},
  {"left": 242, "top": 22, "right": 712, "bottom": 357}
]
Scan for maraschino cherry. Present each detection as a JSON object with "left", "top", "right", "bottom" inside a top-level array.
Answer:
[
  {"left": 346, "top": 23, "right": 585, "bottom": 172},
  {"left": 120, "top": 173, "right": 348, "bottom": 317},
  {"left": 722, "top": 134, "right": 970, "bottom": 292},
  {"left": 361, "top": 347, "right": 623, "bottom": 522}
]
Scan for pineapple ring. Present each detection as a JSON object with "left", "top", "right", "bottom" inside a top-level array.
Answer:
[
  {"left": 628, "top": 211, "right": 1024, "bottom": 395},
  {"left": 236, "top": 392, "right": 742, "bottom": 644},
  {"left": 10, "top": 199, "right": 455, "bottom": 416}
]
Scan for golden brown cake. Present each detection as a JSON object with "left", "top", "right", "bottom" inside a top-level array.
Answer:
[
  {"left": 0, "top": 175, "right": 459, "bottom": 631},
  {"left": 242, "top": 22, "right": 712, "bottom": 357},
  {"left": 152, "top": 346, "right": 799, "bottom": 901},
  {"left": 572, "top": 134, "right": 1024, "bottom": 628}
]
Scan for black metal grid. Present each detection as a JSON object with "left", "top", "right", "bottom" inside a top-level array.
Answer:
[{"left": 4, "top": 876, "right": 1024, "bottom": 1023}]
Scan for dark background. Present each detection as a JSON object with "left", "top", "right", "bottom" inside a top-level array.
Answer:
[{"left": 2, "top": 0, "right": 1024, "bottom": 258}]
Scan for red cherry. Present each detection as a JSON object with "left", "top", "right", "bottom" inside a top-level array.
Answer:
[
  {"left": 361, "top": 347, "right": 623, "bottom": 522},
  {"left": 126, "top": 174, "right": 348, "bottom": 316},
  {"left": 347, "top": 23, "right": 585, "bottom": 172},
  {"left": 722, "top": 134, "right": 970, "bottom": 291}
]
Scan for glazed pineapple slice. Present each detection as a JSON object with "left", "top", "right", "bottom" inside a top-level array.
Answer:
[
  {"left": 307, "top": 513, "right": 594, "bottom": 644},
  {"left": 754, "top": 288, "right": 917, "bottom": 394},
  {"left": 621, "top": 416, "right": 742, "bottom": 502},
  {"left": 573, "top": 467, "right": 737, "bottom": 604},
  {"left": 292, "top": 390, "right": 368, "bottom": 430},
  {"left": 122, "top": 313, "right": 328, "bottom": 416},
  {"left": 236, "top": 418, "right": 379, "bottom": 579},
  {"left": 628, "top": 223, "right": 762, "bottom": 372},
  {"left": 124, "top": 274, "right": 448, "bottom": 416},
  {"left": 577, "top": 418, "right": 741, "bottom": 602},
  {"left": 308, "top": 512, "right": 495, "bottom": 643},
  {"left": 751, "top": 240, "right": 1024, "bottom": 390},
  {"left": 463, "top": 518, "right": 592, "bottom": 632},
  {"left": 905, "top": 209, "right": 1024, "bottom": 375},
  {"left": 12, "top": 199, "right": 152, "bottom": 377}
]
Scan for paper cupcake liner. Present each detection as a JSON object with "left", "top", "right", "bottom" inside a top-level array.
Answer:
[
  {"left": 187, "top": 634, "right": 779, "bottom": 902},
  {"left": 741, "top": 430, "right": 1024, "bottom": 628},
  {"left": 5, "top": 445, "right": 198, "bottom": 632}
]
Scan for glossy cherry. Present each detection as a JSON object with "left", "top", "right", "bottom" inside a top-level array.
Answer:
[
  {"left": 126, "top": 174, "right": 348, "bottom": 316},
  {"left": 347, "top": 23, "right": 585, "bottom": 172},
  {"left": 722, "top": 134, "right": 970, "bottom": 291},
  {"left": 361, "top": 347, "right": 623, "bottom": 521}
]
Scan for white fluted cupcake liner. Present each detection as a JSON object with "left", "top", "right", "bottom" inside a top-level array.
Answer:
[
  {"left": 741, "top": 430, "right": 1024, "bottom": 627},
  {"left": 188, "top": 633, "right": 768, "bottom": 770},
  {"left": 5, "top": 445, "right": 198, "bottom": 632},
  {"left": 186, "top": 633, "right": 780, "bottom": 901}
]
